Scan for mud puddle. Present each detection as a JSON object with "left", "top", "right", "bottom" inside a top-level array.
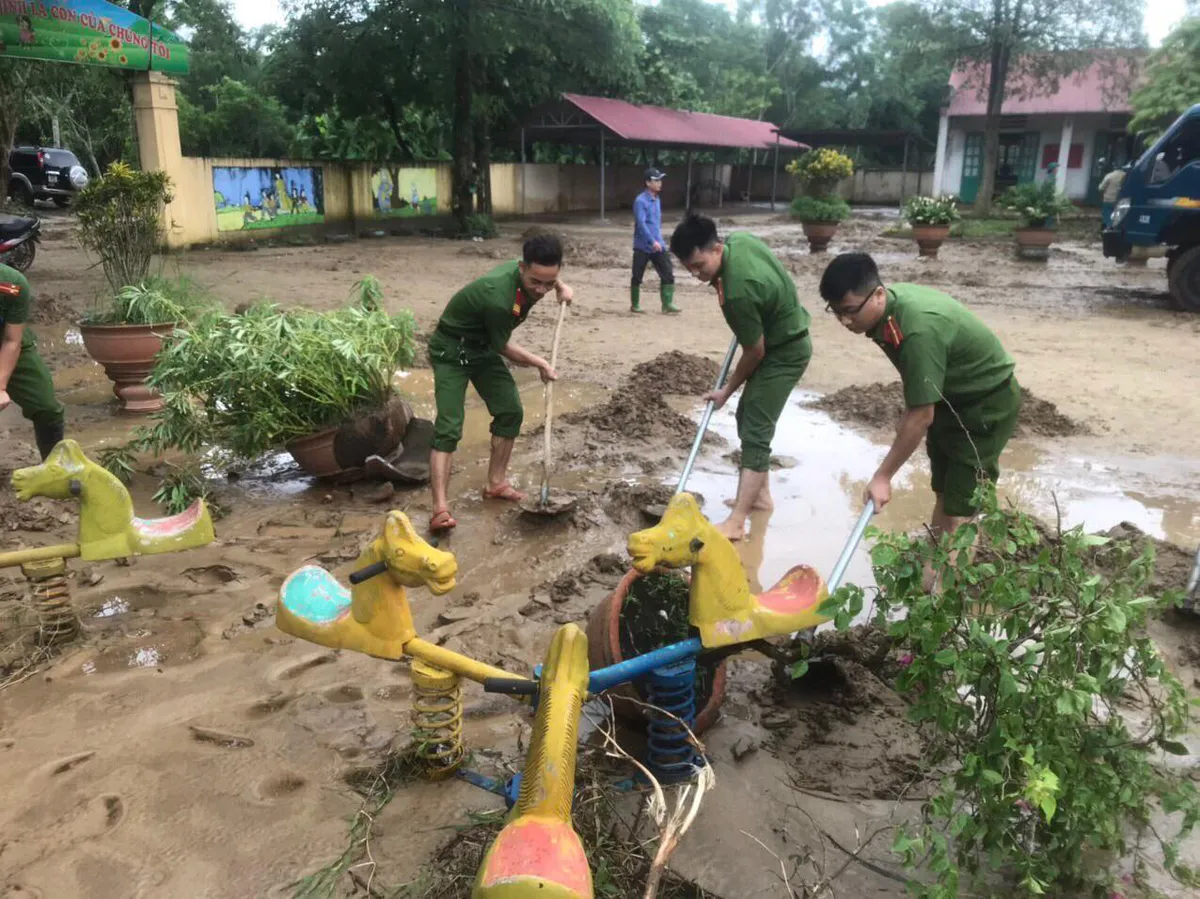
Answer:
[{"left": 681, "top": 389, "right": 1200, "bottom": 600}]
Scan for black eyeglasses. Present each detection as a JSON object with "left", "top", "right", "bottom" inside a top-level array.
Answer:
[{"left": 825, "top": 284, "right": 882, "bottom": 316}]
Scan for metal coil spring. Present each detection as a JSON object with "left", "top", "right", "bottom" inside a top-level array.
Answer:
[
  {"left": 645, "top": 659, "right": 700, "bottom": 785},
  {"left": 410, "top": 659, "right": 464, "bottom": 779},
  {"left": 24, "top": 560, "right": 78, "bottom": 647}
]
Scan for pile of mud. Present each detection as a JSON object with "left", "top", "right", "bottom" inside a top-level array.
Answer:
[
  {"left": 31, "top": 291, "right": 80, "bottom": 325},
  {"left": 1092, "top": 521, "right": 1195, "bottom": 600},
  {"left": 519, "top": 226, "right": 626, "bottom": 270},
  {"left": 628, "top": 350, "right": 720, "bottom": 396},
  {"left": 810, "top": 380, "right": 1088, "bottom": 437}
]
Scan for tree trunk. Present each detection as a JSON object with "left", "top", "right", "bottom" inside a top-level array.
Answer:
[
  {"left": 451, "top": 0, "right": 475, "bottom": 224},
  {"left": 976, "top": 0, "right": 1015, "bottom": 216},
  {"left": 0, "top": 66, "right": 25, "bottom": 210},
  {"left": 473, "top": 111, "right": 492, "bottom": 217}
]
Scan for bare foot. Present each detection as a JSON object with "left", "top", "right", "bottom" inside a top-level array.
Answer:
[
  {"left": 714, "top": 517, "right": 746, "bottom": 542},
  {"left": 723, "top": 494, "right": 774, "bottom": 512}
]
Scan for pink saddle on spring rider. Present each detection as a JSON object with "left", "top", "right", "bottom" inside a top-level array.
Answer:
[{"left": 754, "top": 564, "right": 824, "bottom": 615}]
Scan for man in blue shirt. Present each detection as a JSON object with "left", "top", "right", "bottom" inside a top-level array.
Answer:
[{"left": 631, "top": 168, "right": 679, "bottom": 314}]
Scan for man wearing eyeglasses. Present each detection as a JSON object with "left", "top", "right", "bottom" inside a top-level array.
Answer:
[
  {"left": 670, "top": 214, "right": 812, "bottom": 542},
  {"left": 818, "top": 252, "right": 1020, "bottom": 543}
]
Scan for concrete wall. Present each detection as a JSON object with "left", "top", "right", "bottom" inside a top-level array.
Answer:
[{"left": 168, "top": 155, "right": 934, "bottom": 247}]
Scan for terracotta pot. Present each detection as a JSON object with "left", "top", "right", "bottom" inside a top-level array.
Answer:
[
  {"left": 800, "top": 220, "right": 839, "bottom": 253},
  {"left": 1014, "top": 227, "right": 1055, "bottom": 260},
  {"left": 911, "top": 224, "right": 951, "bottom": 258},
  {"left": 79, "top": 322, "right": 176, "bottom": 414},
  {"left": 285, "top": 426, "right": 341, "bottom": 477},
  {"left": 286, "top": 396, "right": 414, "bottom": 479},
  {"left": 585, "top": 568, "right": 727, "bottom": 735}
]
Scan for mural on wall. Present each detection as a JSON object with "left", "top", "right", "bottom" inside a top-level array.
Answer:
[
  {"left": 372, "top": 166, "right": 438, "bottom": 217},
  {"left": 213, "top": 166, "right": 325, "bottom": 232}
]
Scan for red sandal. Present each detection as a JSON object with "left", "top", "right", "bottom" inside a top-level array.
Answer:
[
  {"left": 430, "top": 510, "right": 458, "bottom": 531},
  {"left": 482, "top": 484, "right": 526, "bottom": 503}
]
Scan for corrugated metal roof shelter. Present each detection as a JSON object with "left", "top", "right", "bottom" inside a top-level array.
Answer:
[{"left": 519, "top": 93, "right": 807, "bottom": 217}]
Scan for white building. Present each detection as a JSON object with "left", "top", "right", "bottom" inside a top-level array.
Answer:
[{"left": 932, "top": 57, "right": 1140, "bottom": 205}]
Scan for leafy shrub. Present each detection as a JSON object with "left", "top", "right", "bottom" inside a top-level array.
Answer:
[
  {"left": 74, "top": 162, "right": 173, "bottom": 292},
  {"left": 997, "top": 181, "right": 1075, "bottom": 229},
  {"left": 904, "top": 195, "right": 961, "bottom": 227},
  {"left": 137, "top": 276, "right": 417, "bottom": 460},
  {"left": 819, "top": 486, "right": 1199, "bottom": 897},
  {"left": 456, "top": 214, "right": 498, "bottom": 239},
  {"left": 789, "top": 195, "right": 851, "bottom": 223},
  {"left": 786, "top": 148, "right": 855, "bottom": 195},
  {"left": 83, "top": 276, "right": 218, "bottom": 326}
]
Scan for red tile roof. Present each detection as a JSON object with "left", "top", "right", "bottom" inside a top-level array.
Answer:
[
  {"left": 946, "top": 56, "right": 1138, "bottom": 117},
  {"left": 562, "top": 93, "right": 806, "bottom": 151}
]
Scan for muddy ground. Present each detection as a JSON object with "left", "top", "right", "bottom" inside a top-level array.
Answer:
[{"left": 1, "top": 209, "right": 1198, "bottom": 897}]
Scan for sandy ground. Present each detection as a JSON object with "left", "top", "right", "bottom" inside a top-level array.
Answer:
[{"left": 0, "top": 208, "right": 1198, "bottom": 898}]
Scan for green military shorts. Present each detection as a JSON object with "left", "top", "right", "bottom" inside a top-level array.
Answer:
[
  {"left": 428, "top": 329, "right": 523, "bottom": 453},
  {"left": 927, "top": 377, "right": 1021, "bottom": 517},
  {"left": 735, "top": 334, "right": 812, "bottom": 472},
  {"left": 7, "top": 331, "right": 64, "bottom": 429}
]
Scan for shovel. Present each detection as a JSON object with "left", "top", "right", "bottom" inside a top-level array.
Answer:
[
  {"left": 640, "top": 335, "right": 740, "bottom": 523},
  {"left": 520, "top": 301, "right": 576, "bottom": 518}
]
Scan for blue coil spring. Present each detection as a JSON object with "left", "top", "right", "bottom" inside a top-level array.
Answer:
[{"left": 645, "top": 659, "right": 700, "bottom": 784}]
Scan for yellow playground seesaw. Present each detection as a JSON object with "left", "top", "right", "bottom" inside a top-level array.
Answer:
[
  {"left": 277, "top": 495, "right": 873, "bottom": 898},
  {"left": 2, "top": 440, "right": 216, "bottom": 642}
]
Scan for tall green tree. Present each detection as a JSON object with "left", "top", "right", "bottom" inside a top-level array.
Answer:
[
  {"left": 1128, "top": 17, "right": 1200, "bottom": 141},
  {"left": 924, "top": 0, "right": 1145, "bottom": 212}
]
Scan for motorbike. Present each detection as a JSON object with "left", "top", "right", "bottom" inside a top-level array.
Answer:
[{"left": 0, "top": 214, "right": 41, "bottom": 272}]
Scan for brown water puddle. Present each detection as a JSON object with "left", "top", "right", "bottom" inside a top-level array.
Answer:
[{"left": 682, "top": 389, "right": 1200, "bottom": 598}]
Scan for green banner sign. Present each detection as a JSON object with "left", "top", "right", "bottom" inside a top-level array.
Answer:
[{"left": 0, "top": 0, "right": 190, "bottom": 75}]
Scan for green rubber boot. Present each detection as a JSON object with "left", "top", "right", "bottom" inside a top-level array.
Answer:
[
  {"left": 630, "top": 286, "right": 645, "bottom": 314},
  {"left": 660, "top": 283, "right": 681, "bottom": 315}
]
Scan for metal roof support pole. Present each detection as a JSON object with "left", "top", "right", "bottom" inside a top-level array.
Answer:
[
  {"left": 746, "top": 151, "right": 754, "bottom": 206},
  {"left": 599, "top": 128, "right": 606, "bottom": 221},
  {"left": 520, "top": 127, "right": 526, "bottom": 216},
  {"left": 717, "top": 159, "right": 723, "bottom": 208},
  {"left": 685, "top": 150, "right": 693, "bottom": 214},
  {"left": 901, "top": 136, "right": 910, "bottom": 207},
  {"left": 770, "top": 133, "right": 780, "bottom": 211}
]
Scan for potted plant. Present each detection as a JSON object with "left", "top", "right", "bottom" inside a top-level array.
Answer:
[
  {"left": 80, "top": 279, "right": 216, "bottom": 414},
  {"left": 786, "top": 148, "right": 855, "bottom": 252},
  {"left": 902, "top": 195, "right": 961, "bottom": 258},
  {"left": 997, "top": 182, "right": 1075, "bottom": 260},
  {"left": 137, "top": 277, "right": 418, "bottom": 479}
]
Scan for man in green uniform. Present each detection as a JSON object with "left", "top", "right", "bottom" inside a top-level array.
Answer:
[
  {"left": 427, "top": 234, "right": 574, "bottom": 532},
  {"left": 670, "top": 214, "right": 812, "bottom": 542},
  {"left": 818, "top": 252, "right": 1020, "bottom": 544},
  {"left": 0, "top": 263, "right": 65, "bottom": 460}
]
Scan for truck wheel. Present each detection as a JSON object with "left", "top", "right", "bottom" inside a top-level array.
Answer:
[
  {"left": 8, "top": 179, "right": 34, "bottom": 208},
  {"left": 1168, "top": 245, "right": 1200, "bottom": 313}
]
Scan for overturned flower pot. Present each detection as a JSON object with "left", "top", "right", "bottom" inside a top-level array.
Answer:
[
  {"left": 586, "top": 568, "right": 726, "bottom": 735},
  {"left": 286, "top": 395, "right": 414, "bottom": 479},
  {"left": 79, "top": 322, "right": 176, "bottom": 414}
]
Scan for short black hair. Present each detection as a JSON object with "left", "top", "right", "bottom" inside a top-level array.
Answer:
[
  {"left": 819, "top": 252, "right": 881, "bottom": 304},
  {"left": 669, "top": 214, "right": 719, "bottom": 261},
  {"left": 523, "top": 233, "right": 563, "bottom": 267}
]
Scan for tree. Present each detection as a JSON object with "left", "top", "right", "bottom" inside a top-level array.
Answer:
[
  {"left": 926, "top": 0, "right": 1144, "bottom": 213},
  {"left": 179, "top": 78, "right": 296, "bottom": 157},
  {"left": 1129, "top": 17, "right": 1200, "bottom": 141}
]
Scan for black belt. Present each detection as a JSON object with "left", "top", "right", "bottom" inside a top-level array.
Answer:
[
  {"left": 435, "top": 323, "right": 488, "bottom": 346},
  {"left": 767, "top": 329, "right": 809, "bottom": 350}
]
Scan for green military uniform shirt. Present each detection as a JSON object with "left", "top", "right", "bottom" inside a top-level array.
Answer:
[
  {"left": 436, "top": 260, "right": 538, "bottom": 354},
  {"left": 718, "top": 231, "right": 810, "bottom": 349},
  {"left": 867, "top": 284, "right": 1013, "bottom": 408},
  {"left": 0, "top": 263, "right": 34, "bottom": 347}
]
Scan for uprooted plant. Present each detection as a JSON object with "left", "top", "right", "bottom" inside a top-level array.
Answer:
[{"left": 818, "top": 486, "right": 1199, "bottom": 897}]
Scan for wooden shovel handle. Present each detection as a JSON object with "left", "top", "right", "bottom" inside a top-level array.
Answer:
[{"left": 541, "top": 301, "right": 568, "bottom": 493}]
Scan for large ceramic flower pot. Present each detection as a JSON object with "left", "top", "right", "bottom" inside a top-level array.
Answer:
[
  {"left": 800, "top": 220, "right": 839, "bottom": 253},
  {"left": 585, "top": 567, "right": 727, "bottom": 735},
  {"left": 1014, "top": 227, "right": 1055, "bottom": 261},
  {"left": 286, "top": 396, "right": 414, "bottom": 479},
  {"left": 911, "top": 224, "right": 951, "bottom": 258},
  {"left": 79, "top": 322, "right": 176, "bottom": 414}
]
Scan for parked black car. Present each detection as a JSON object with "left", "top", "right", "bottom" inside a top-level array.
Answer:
[{"left": 7, "top": 145, "right": 90, "bottom": 207}]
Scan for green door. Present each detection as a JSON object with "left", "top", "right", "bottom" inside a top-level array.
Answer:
[
  {"left": 1017, "top": 131, "right": 1041, "bottom": 183},
  {"left": 1086, "top": 132, "right": 1110, "bottom": 205},
  {"left": 959, "top": 132, "right": 984, "bottom": 203}
]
